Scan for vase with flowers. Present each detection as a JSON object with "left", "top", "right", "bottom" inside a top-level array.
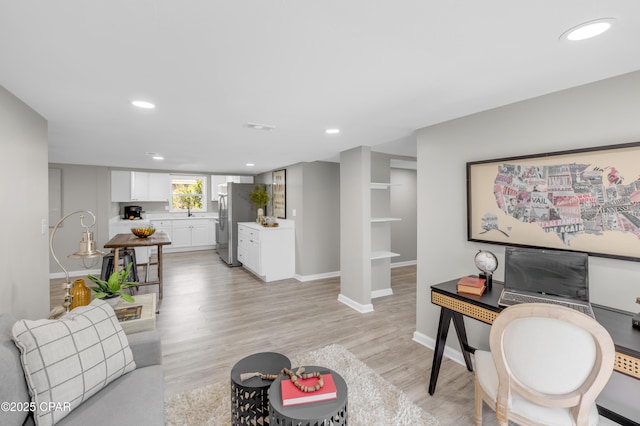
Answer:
[{"left": 249, "top": 184, "right": 271, "bottom": 225}]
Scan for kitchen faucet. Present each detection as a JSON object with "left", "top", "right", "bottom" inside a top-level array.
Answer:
[{"left": 187, "top": 207, "right": 193, "bottom": 217}]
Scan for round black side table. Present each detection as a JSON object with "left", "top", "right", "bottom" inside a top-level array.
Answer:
[
  {"left": 268, "top": 366, "right": 348, "bottom": 426},
  {"left": 230, "top": 352, "right": 291, "bottom": 426}
]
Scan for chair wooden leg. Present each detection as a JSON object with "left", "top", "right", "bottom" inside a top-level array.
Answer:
[{"left": 474, "top": 375, "right": 483, "bottom": 425}]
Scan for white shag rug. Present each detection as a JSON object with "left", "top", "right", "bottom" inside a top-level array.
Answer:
[{"left": 165, "top": 344, "right": 439, "bottom": 425}]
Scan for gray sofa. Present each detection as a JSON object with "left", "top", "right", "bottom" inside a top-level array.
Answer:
[{"left": 0, "top": 314, "right": 164, "bottom": 426}]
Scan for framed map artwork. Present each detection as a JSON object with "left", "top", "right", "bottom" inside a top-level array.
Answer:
[
  {"left": 273, "top": 169, "right": 286, "bottom": 219},
  {"left": 467, "top": 142, "right": 640, "bottom": 261}
]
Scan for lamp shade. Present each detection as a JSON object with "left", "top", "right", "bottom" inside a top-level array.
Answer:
[{"left": 68, "top": 230, "right": 106, "bottom": 259}]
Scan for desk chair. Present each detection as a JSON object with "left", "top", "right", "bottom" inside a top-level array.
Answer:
[{"left": 474, "top": 303, "right": 615, "bottom": 426}]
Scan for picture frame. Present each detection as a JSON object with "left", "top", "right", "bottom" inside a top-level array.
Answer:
[
  {"left": 273, "top": 169, "right": 286, "bottom": 219},
  {"left": 467, "top": 141, "right": 640, "bottom": 261}
]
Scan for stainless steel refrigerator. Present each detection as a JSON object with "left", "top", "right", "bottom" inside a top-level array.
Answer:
[{"left": 216, "top": 182, "right": 255, "bottom": 266}]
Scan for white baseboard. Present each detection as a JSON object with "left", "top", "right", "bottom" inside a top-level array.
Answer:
[
  {"left": 412, "top": 330, "right": 467, "bottom": 367},
  {"left": 295, "top": 270, "right": 340, "bottom": 282},
  {"left": 49, "top": 269, "right": 101, "bottom": 280},
  {"left": 391, "top": 260, "right": 417, "bottom": 268},
  {"left": 371, "top": 288, "right": 393, "bottom": 299},
  {"left": 337, "top": 294, "right": 374, "bottom": 313}
]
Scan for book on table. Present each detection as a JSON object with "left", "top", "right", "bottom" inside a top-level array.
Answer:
[
  {"left": 456, "top": 276, "right": 486, "bottom": 296},
  {"left": 114, "top": 305, "right": 143, "bottom": 322},
  {"left": 281, "top": 373, "right": 338, "bottom": 406}
]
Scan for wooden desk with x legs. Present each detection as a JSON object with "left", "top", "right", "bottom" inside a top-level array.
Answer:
[{"left": 429, "top": 278, "right": 640, "bottom": 425}]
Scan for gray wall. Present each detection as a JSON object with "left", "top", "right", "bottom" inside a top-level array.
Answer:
[
  {"left": 340, "top": 146, "right": 372, "bottom": 306},
  {"left": 0, "top": 85, "right": 50, "bottom": 319},
  {"left": 390, "top": 168, "right": 417, "bottom": 264},
  {"left": 257, "top": 161, "right": 341, "bottom": 278},
  {"left": 416, "top": 70, "right": 640, "bottom": 421},
  {"left": 48, "top": 164, "right": 111, "bottom": 275},
  {"left": 299, "top": 162, "right": 340, "bottom": 276}
]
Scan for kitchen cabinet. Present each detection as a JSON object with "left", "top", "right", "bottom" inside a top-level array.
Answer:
[
  {"left": 211, "top": 175, "right": 255, "bottom": 198},
  {"left": 149, "top": 218, "right": 215, "bottom": 252},
  {"left": 111, "top": 171, "right": 171, "bottom": 202},
  {"left": 237, "top": 222, "right": 294, "bottom": 282},
  {"left": 148, "top": 173, "right": 171, "bottom": 201}
]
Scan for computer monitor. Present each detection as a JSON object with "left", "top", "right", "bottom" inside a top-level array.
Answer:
[{"left": 504, "top": 246, "right": 590, "bottom": 301}]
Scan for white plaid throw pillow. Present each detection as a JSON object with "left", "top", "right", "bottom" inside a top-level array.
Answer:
[{"left": 12, "top": 299, "right": 136, "bottom": 426}]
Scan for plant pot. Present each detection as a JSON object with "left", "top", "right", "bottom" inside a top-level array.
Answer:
[{"left": 103, "top": 296, "right": 120, "bottom": 307}]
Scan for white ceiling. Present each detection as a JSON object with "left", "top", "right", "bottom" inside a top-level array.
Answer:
[{"left": 2, "top": 1, "right": 640, "bottom": 174}]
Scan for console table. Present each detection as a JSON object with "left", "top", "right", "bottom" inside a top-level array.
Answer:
[{"left": 430, "top": 278, "right": 640, "bottom": 425}]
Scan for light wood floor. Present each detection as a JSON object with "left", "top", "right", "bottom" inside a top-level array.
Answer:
[{"left": 51, "top": 250, "right": 500, "bottom": 425}]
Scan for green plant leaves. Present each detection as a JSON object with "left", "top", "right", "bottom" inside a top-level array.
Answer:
[{"left": 86, "top": 261, "right": 137, "bottom": 302}]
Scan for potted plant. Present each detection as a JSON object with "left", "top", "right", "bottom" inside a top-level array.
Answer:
[
  {"left": 87, "top": 262, "right": 137, "bottom": 305},
  {"left": 249, "top": 184, "right": 271, "bottom": 224}
]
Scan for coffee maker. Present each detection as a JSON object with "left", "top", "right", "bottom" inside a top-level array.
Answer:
[{"left": 123, "top": 206, "right": 142, "bottom": 220}]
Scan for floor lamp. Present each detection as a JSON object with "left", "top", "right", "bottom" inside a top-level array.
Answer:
[{"left": 50, "top": 210, "right": 106, "bottom": 313}]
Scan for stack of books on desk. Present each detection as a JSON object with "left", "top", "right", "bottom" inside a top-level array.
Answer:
[
  {"left": 281, "top": 373, "right": 338, "bottom": 406},
  {"left": 457, "top": 276, "right": 486, "bottom": 296}
]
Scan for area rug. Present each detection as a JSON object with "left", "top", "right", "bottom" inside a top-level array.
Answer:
[{"left": 165, "top": 344, "right": 439, "bottom": 425}]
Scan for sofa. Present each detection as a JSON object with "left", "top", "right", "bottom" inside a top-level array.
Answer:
[{"left": 1, "top": 305, "right": 164, "bottom": 426}]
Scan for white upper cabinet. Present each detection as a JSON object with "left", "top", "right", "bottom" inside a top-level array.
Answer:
[
  {"left": 211, "top": 175, "right": 254, "bottom": 198},
  {"left": 111, "top": 171, "right": 171, "bottom": 202},
  {"left": 148, "top": 173, "right": 171, "bottom": 201},
  {"left": 131, "top": 172, "right": 150, "bottom": 201}
]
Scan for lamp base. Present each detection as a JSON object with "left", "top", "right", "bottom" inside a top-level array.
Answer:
[
  {"left": 48, "top": 306, "right": 66, "bottom": 319},
  {"left": 62, "top": 281, "right": 73, "bottom": 313}
]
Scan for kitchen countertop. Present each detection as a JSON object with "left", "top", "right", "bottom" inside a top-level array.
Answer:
[
  {"left": 111, "top": 214, "right": 218, "bottom": 224},
  {"left": 238, "top": 220, "right": 294, "bottom": 230}
]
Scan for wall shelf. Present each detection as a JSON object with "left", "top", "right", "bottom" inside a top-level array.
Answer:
[
  {"left": 371, "top": 251, "right": 400, "bottom": 260},
  {"left": 370, "top": 182, "right": 399, "bottom": 190},
  {"left": 371, "top": 217, "right": 402, "bottom": 223}
]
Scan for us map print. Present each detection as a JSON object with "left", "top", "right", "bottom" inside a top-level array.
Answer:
[{"left": 489, "top": 163, "right": 640, "bottom": 246}]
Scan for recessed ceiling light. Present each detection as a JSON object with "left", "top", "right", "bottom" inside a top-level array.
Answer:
[
  {"left": 561, "top": 18, "right": 615, "bottom": 41},
  {"left": 246, "top": 163, "right": 255, "bottom": 167},
  {"left": 145, "top": 152, "right": 164, "bottom": 160},
  {"left": 325, "top": 128, "right": 340, "bottom": 134},
  {"left": 132, "top": 100, "right": 156, "bottom": 109},
  {"left": 247, "top": 122, "right": 275, "bottom": 131}
]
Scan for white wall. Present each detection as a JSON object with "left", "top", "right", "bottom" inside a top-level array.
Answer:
[
  {"left": 0, "top": 85, "right": 49, "bottom": 319},
  {"left": 416, "top": 70, "right": 640, "bottom": 421}
]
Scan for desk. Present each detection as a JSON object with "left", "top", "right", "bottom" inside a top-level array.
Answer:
[
  {"left": 104, "top": 232, "right": 171, "bottom": 299},
  {"left": 430, "top": 279, "right": 640, "bottom": 423}
]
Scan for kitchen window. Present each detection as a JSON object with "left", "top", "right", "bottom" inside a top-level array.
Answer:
[{"left": 171, "top": 175, "right": 207, "bottom": 213}]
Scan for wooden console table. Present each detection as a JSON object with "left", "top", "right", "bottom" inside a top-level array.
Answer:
[
  {"left": 430, "top": 278, "right": 640, "bottom": 424},
  {"left": 104, "top": 232, "right": 171, "bottom": 299}
]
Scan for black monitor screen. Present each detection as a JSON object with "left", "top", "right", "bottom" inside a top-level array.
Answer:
[{"left": 504, "top": 246, "right": 589, "bottom": 301}]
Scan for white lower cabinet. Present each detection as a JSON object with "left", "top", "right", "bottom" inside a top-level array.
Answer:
[
  {"left": 149, "top": 218, "right": 216, "bottom": 252},
  {"left": 237, "top": 222, "right": 295, "bottom": 282}
]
